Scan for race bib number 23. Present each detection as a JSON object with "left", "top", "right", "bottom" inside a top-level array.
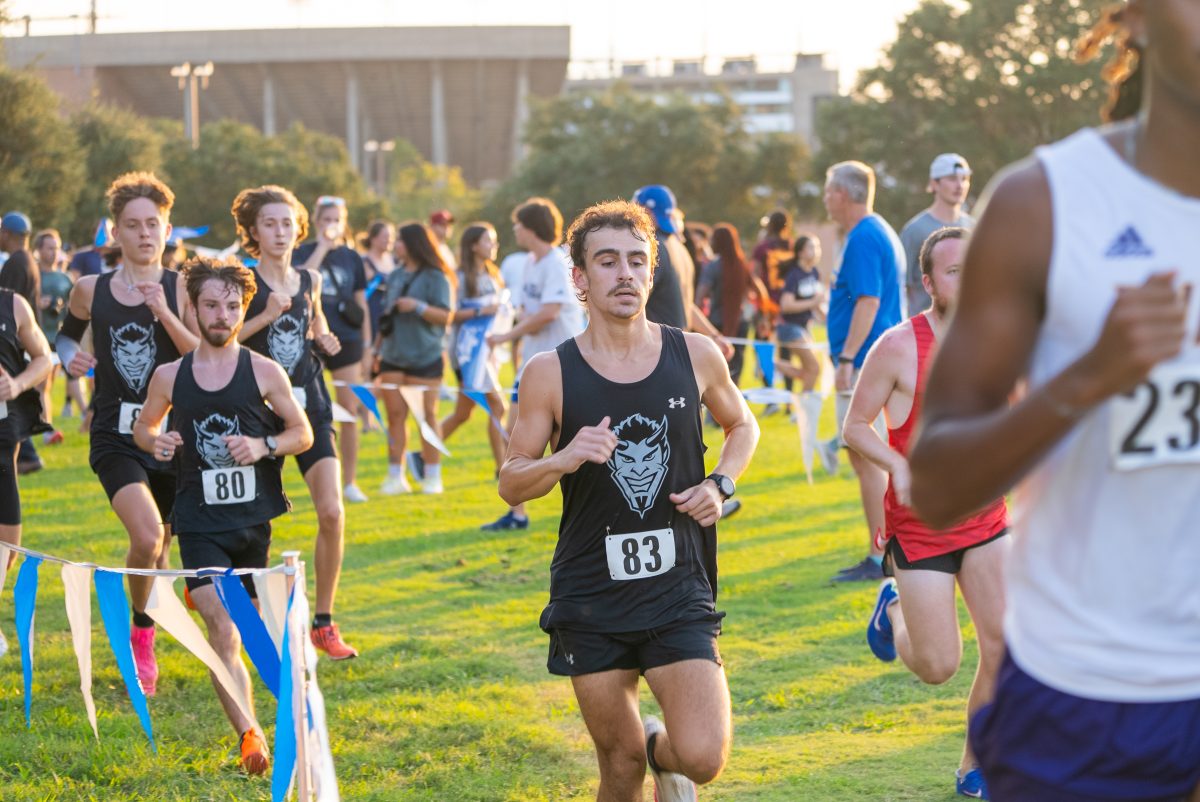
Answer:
[
  {"left": 1110, "top": 365, "right": 1200, "bottom": 471},
  {"left": 605, "top": 528, "right": 676, "bottom": 581}
]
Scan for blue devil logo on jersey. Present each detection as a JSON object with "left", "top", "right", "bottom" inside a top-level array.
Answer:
[
  {"left": 111, "top": 322, "right": 156, "bottom": 394},
  {"left": 194, "top": 413, "right": 241, "bottom": 470},
  {"left": 267, "top": 312, "right": 306, "bottom": 376},
  {"left": 608, "top": 413, "right": 670, "bottom": 518}
]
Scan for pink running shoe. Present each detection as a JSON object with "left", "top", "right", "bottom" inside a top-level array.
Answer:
[{"left": 130, "top": 624, "right": 158, "bottom": 697}]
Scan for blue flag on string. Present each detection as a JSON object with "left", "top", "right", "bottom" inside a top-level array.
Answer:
[
  {"left": 455, "top": 300, "right": 496, "bottom": 392},
  {"left": 271, "top": 588, "right": 297, "bottom": 802},
  {"left": 365, "top": 274, "right": 384, "bottom": 299},
  {"left": 350, "top": 384, "right": 384, "bottom": 429},
  {"left": 94, "top": 570, "right": 155, "bottom": 750},
  {"left": 13, "top": 556, "right": 40, "bottom": 728},
  {"left": 93, "top": 218, "right": 113, "bottom": 248},
  {"left": 753, "top": 341, "right": 777, "bottom": 388},
  {"left": 167, "top": 225, "right": 209, "bottom": 244},
  {"left": 215, "top": 574, "right": 281, "bottom": 699}
]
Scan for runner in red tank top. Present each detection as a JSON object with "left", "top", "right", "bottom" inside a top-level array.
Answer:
[{"left": 843, "top": 227, "right": 1009, "bottom": 800}]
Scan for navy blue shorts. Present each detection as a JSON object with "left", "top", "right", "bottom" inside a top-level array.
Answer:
[{"left": 972, "top": 651, "right": 1200, "bottom": 801}]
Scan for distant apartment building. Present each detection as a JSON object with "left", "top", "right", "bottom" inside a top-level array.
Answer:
[{"left": 565, "top": 53, "right": 840, "bottom": 145}]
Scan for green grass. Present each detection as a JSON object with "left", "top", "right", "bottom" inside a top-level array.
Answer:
[{"left": 0, "top": 382, "right": 984, "bottom": 801}]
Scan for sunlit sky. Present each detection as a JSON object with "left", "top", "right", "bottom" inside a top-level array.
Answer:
[{"left": 5, "top": 0, "right": 921, "bottom": 89}]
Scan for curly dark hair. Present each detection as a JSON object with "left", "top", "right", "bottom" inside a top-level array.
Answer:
[
  {"left": 565, "top": 200, "right": 659, "bottom": 304},
  {"left": 183, "top": 255, "right": 258, "bottom": 310},
  {"left": 231, "top": 185, "right": 310, "bottom": 258}
]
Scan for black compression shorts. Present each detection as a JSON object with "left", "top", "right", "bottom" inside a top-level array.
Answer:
[
  {"left": 321, "top": 339, "right": 363, "bottom": 372},
  {"left": 0, "top": 424, "right": 18, "bottom": 526},
  {"left": 546, "top": 614, "right": 724, "bottom": 677},
  {"left": 178, "top": 521, "right": 271, "bottom": 594},
  {"left": 90, "top": 447, "right": 176, "bottom": 519},
  {"left": 295, "top": 423, "right": 337, "bottom": 476}
]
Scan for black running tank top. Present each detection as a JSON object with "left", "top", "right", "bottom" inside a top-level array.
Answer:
[
  {"left": 90, "top": 271, "right": 182, "bottom": 442},
  {"left": 0, "top": 290, "right": 46, "bottom": 437},
  {"left": 170, "top": 348, "right": 289, "bottom": 534},
  {"left": 543, "top": 325, "right": 718, "bottom": 633},
  {"left": 243, "top": 268, "right": 331, "bottom": 425}
]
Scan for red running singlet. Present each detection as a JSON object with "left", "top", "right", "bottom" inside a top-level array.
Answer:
[{"left": 884, "top": 313, "right": 1006, "bottom": 560}]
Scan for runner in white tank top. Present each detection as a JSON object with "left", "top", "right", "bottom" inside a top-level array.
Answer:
[{"left": 909, "top": 2, "right": 1200, "bottom": 799}]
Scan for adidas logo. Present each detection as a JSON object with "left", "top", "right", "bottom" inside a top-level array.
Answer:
[{"left": 1105, "top": 226, "right": 1153, "bottom": 258}]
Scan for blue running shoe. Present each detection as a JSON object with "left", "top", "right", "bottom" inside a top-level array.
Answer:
[
  {"left": 480, "top": 511, "right": 530, "bottom": 531},
  {"left": 956, "top": 767, "right": 988, "bottom": 799},
  {"left": 867, "top": 578, "right": 898, "bottom": 662}
]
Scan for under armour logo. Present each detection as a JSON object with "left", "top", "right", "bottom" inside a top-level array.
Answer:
[
  {"left": 668, "top": 397, "right": 686, "bottom": 409},
  {"left": 565, "top": 653, "right": 574, "bottom": 666},
  {"left": 1105, "top": 226, "right": 1153, "bottom": 258}
]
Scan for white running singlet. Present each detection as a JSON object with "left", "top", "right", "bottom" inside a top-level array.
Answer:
[{"left": 1009, "top": 128, "right": 1200, "bottom": 702}]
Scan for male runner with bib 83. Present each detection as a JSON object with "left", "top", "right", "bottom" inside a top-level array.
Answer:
[
  {"left": 135, "top": 257, "right": 312, "bottom": 774},
  {"left": 499, "top": 200, "right": 759, "bottom": 801}
]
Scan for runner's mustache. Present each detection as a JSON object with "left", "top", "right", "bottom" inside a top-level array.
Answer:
[{"left": 608, "top": 283, "right": 638, "bottom": 296}]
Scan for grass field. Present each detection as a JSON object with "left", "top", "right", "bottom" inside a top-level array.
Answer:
[{"left": 0, "top": 379, "right": 986, "bottom": 801}]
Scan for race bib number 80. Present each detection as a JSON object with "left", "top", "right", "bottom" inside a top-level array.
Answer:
[
  {"left": 118, "top": 402, "right": 143, "bottom": 435},
  {"left": 201, "top": 466, "right": 256, "bottom": 505},
  {"left": 605, "top": 528, "right": 676, "bottom": 581},
  {"left": 1110, "top": 365, "right": 1200, "bottom": 471}
]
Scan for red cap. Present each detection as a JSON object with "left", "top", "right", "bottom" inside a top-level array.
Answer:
[{"left": 430, "top": 209, "right": 454, "bottom": 226}]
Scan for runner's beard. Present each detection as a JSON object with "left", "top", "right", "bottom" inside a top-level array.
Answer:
[{"left": 201, "top": 320, "right": 243, "bottom": 347}]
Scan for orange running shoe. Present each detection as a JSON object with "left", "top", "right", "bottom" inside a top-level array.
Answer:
[
  {"left": 310, "top": 622, "right": 359, "bottom": 660},
  {"left": 239, "top": 729, "right": 270, "bottom": 775},
  {"left": 130, "top": 624, "right": 158, "bottom": 697}
]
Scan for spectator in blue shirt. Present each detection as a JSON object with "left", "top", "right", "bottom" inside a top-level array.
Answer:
[{"left": 823, "top": 160, "right": 905, "bottom": 583}]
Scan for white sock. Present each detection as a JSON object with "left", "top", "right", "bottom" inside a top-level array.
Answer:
[
  {"left": 425, "top": 463, "right": 442, "bottom": 480},
  {"left": 388, "top": 463, "right": 403, "bottom": 478}
]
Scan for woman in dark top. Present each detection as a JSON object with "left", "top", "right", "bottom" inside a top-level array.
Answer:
[
  {"left": 295, "top": 196, "right": 370, "bottom": 503},
  {"left": 359, "top": 220, "right": 396, "bottom": 342},
  {"left": 775, "top": 234, "right": 825, "bottom": 392},
  {"left": 695, "top": 223, "right": 767, "bottom": 387},
  {"left": 376, "top": 223, "right": 456, "bottom": 495}
]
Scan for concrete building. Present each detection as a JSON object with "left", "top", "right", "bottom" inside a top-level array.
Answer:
[
  {"left": 566, "top": 53, "right": 839, "bottom": 145},
  {"left": 4, "top": 26, "right": 570, "bottom": 185}
]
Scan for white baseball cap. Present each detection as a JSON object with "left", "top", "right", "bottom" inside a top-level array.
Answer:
[{"left": 930, "top": 153, "right": 971, "bottom": 180}]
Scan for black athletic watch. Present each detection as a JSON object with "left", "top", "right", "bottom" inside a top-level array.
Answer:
[
  {"left": 706, "top": 473, "right": 735, "bottom": 500},
  {"left": 265, "top": 435, "right": 278, "bottom": 458}
]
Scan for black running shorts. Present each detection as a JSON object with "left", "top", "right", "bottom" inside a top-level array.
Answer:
[
  {"left": 321, "top": 339, "right": 363, "bottom": 372},
  {"left": 90, "top": 447, "right": 176, "bottom": 519},
  {"left": 295, "top": 423, "right": 337, "bottom": 476},
  {"left": 178, "top": 521, "right": 271, "bottom": 594},
  {"left": 546, "top": 614, "right": 723, "bottom": 677},
  {"left": 885, "top": 527, "right": 1009, "bottom": 576}
]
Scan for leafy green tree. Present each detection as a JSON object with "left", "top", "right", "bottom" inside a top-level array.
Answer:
[
  {"left": 815, "top": 0, "right": 1115, "bottom": 224},
  {"left": 159, "top": 120, "right": 380, "bottom": 247},
  {"left": 65, "top": 103, "right": 164, "bottom": 245},
  {"left": 385, "top": 139, "right": 481, "bottom": 227},
  {"left": 482, "top": 86, "right": 809, "bottom": 249},
  {"left": 0, "top": 66, "right": 84, "bottom": 233}
]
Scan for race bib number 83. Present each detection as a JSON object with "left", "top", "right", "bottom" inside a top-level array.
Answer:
[
  {"left": 201, "top": 466, "right": 256, "bottom": 505},
  {"left": 1110, "top": 365, "right": 1200, "bottom": 471},
  {"left": 605, "top": 528, "right": 676, "bottom": 581}
]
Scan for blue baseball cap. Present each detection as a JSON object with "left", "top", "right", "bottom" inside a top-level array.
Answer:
[
  {"left": 633, "top": 185, "right": 679, "bottom": 235},
  {"left": 1, "top": 212, "right": 31, "bottom": 236}
]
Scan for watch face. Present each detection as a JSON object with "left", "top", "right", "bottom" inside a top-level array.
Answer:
[{"left": 714, "top": 474, "right": 734, "bottom": 498}]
